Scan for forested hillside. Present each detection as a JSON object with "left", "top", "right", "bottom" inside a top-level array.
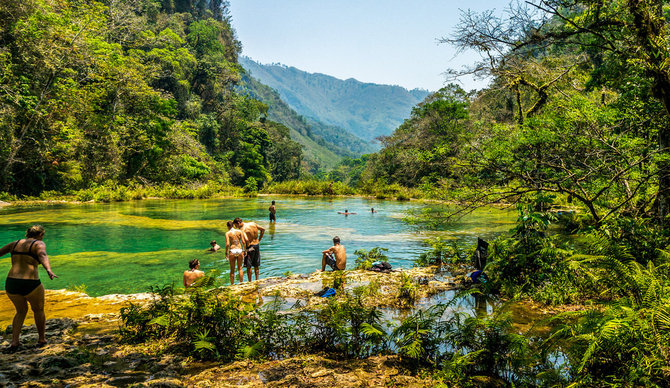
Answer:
[
  {"left": 0, "top": 0, "right": 302, "bottom": 195},
  {"left": 237, "top": 73, "right": 375, "bottom": 170},
  {"left": 240, "top": 57, "right": 429, "bottom": 142}
]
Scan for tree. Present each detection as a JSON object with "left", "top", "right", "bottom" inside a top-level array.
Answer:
[
  {"left": 446, "top": 0, "right": 670, "bottom": 222},
  {"left": 367, "top": 84, "right": 470, "bottom": 187}
]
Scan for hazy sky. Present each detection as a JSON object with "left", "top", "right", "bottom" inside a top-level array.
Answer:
[{"left": 228, "top": 0, "right": 505, "bottom": 92}]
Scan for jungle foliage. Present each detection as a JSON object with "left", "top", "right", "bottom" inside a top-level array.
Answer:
[
  {"left": 353, "top": 1, "right": 670, "bottom": 385},
  {"left": 119, "top": 280, "right": 568, "bottom": 386},
  {"left": 0, "top": 0, "right": 302, "bottom": 196}
]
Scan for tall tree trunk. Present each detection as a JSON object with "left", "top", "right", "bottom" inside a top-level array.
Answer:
[{"left": 627, "top": 0, "right": 670, "bottom": 221}]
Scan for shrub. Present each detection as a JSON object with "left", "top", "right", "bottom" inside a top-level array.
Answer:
[
  {"left": 398, "top": 272, "right": 419, "bottom": 305},
  {"left": 354, "top": 247, "right": 389, "bottom": 270},
  {"left": 243, "top": 177, "right": 258, "bottom": 193},
  {"left": 415, "top": 238, "right": 469, "bottom": 267}
]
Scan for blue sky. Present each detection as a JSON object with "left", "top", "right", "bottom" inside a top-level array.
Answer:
[{"left": 228, "top": 0, "right": 504, "bottom": 92}]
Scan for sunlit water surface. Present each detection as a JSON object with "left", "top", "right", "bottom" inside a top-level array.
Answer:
[{"left": 0, "top": 197, "right": 513, "bottom": 296}]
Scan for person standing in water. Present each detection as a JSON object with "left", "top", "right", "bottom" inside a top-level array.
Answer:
[
  {"left": 183, "top": 259, "right": 204, "bottom": 288},
  {"left": 225, "top": 220, "right": 247, "bottom": 285},
  {"left": 1, "top": 225, "right": 57, "bottom": 351},
  {"left": 234, "top": 217, "right": 265, "bottom": 282},
  {"left": 268, "top": 200, "right": 276, "bottom": 223},
  {"left": 320, "top": 236, "right": 347, "bottom": 271}
]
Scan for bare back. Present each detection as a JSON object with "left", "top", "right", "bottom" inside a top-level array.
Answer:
[
  {"left": 3, "top": 239, "right": 44, "bottom": 280},
  {"left": 241, "top": 222, "right": 261, "bottom": 246},
  {"left": 327, "top": 244, "right": 347, "bottom": 270},
  {"left": 183, "top": 269, "right": 205, "bottom": 287},
  {"left": 225, "top": 229, "right": 245, "bottom": 250}
]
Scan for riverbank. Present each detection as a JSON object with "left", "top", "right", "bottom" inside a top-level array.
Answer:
[
  {"left": 0, "top": 179, "right": 439, "bottom": 207},
  {"left": 0, "top": 266, "right": 464, "bottom": 327},
  {"left": 1, "top": 266, "right": 570, "bottom": 387}
]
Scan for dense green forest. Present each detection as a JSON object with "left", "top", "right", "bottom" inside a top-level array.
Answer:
[{"left": 0, "top": 0, "right": 304, "bottom": 195}]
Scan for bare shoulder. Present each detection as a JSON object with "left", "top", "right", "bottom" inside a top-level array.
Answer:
[{"left": 34, "top": 240, "right": 47, "bottom": 251}]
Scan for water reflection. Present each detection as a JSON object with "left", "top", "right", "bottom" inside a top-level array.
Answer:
[{"left": 268, "top": 223, "right": 275, "bottom": 240}]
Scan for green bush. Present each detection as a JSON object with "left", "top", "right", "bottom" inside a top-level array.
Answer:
[
  {"left": 354, "top": 247, "right": 389, "bottom": 270},
  {"left": 244, "top": 177, "right": 258, "bottom": 193},
  {"left": 415, "top": 238, "right": 469, "bottom": 267},
  {"left": 264, "top": 179, "right": 356, "bottom": 195}
]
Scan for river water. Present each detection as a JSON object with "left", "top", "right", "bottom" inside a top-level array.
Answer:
[{"left": 0, "top": 197, "right": 514, "bottom": 296}]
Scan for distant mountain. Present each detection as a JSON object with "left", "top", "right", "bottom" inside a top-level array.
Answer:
[
  {"left": 240, "top": 57, "right": 431, "bottom": 142},
  {"left": 237, "top": 72, "right": 375, "bottom": 171}
]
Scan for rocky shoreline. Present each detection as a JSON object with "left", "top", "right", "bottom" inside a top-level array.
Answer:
[{"left": 0, "top": 266, "right": 551, "bottom": 387}]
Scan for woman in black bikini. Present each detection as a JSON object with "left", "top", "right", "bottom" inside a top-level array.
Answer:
[{"left": 1, "top": 225, "right": 57, "bottom": 350}]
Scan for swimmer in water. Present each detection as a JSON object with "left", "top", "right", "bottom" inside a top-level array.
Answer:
[
  {"left": 183, "top": 259, "right": 205, "bottom": 288},
  {"left": 338, "top": 209, "right": 357, "bottom": 215},
  {"left": 209, "top": 240, "right": 221, "bottom": 252}
]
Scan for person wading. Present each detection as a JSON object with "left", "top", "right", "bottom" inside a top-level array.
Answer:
[
  {"left": 225, "top": 220, "right": 247, "bottom": 285},
  {"left": 234, "top": 217, "right": 265, "bottom": 282}
]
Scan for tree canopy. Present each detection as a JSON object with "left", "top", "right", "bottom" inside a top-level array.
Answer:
[{"left": 0, "top": 0, "right": 302, "bottom": 195}]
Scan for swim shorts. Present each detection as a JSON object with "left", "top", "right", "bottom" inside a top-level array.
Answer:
[
  {"left": 325, "top": 252, "right": 338, "bottom": 270},
  {"left": 269, "top": 212, "right": 276, "bottom": 222},
  {"left": 244, "top": 244, "right": 261, "bottom": 268}
]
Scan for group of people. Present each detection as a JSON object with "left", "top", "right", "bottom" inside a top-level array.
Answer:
[
  {"left": 185, "top": 217, "right": 265, "bottom": 287},
  {"left": 185, "top": 200, "right": 353, "bottom": 288},
  {"left": 3, "top": 200, "right": 362, "bottom": 350}
]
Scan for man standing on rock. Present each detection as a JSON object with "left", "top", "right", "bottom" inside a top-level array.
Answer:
[{"left": 234, "top": 217, "right": 265, "bottom": 282}]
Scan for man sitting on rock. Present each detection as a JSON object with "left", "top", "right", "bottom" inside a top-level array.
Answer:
[{"left": 320, "top": 236, "right": 346, "bottom": 271}]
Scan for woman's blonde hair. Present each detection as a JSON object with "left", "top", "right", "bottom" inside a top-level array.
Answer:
[{"left": 26, "top": 224, "right": 45, "bottom": 238}]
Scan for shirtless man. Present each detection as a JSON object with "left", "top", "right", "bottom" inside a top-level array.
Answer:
[
  {"left": 209, "top": 240, "right": 221, "bottom": 252},
  {"left": 268, "top": 200, "right": 276, "bottom": 223},
  {"left": 225, "top": 221, "right": 247, "bottom": 285},
  {"left": 321, "top": 236, "right": 346, "bottom": 271},
  {"left": 183, "top": 259, "right": 205, "bottom": 288},
  {"left": 338, "top": 209, "right": 356, "bottom": 215},
  {"left": 234, "top": 217, "right": 265, "bottom": 281}
]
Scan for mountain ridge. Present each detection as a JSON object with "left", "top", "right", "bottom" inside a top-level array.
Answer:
[
  {"left": 239, "top": 57, "right": 431, "bottom": 142},
  {"left": 237, "top": 72, "right": 376, "bottom": 171}
]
